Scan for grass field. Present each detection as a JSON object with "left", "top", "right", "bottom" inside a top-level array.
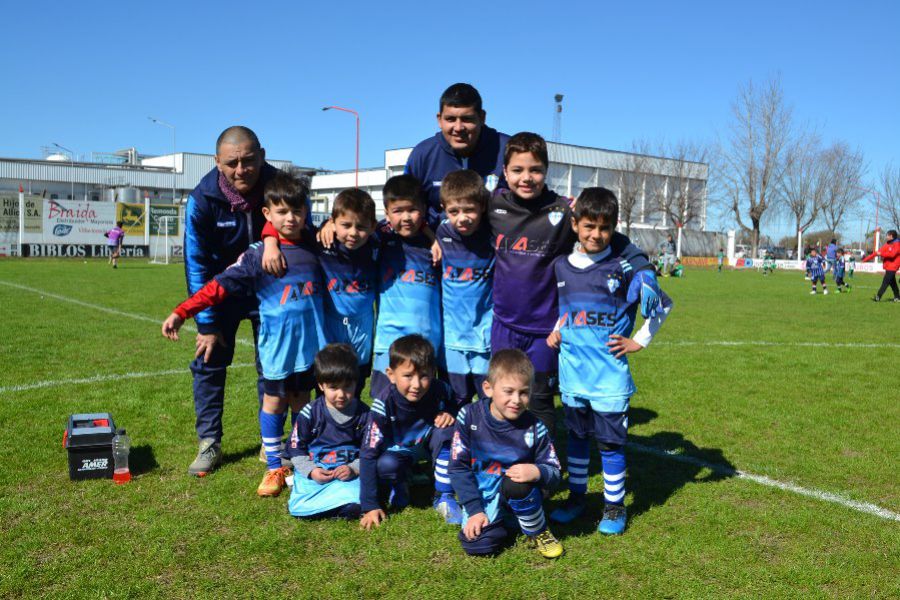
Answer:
[{"left": 1, "top": 259, "right": 898, "bottom": 599}]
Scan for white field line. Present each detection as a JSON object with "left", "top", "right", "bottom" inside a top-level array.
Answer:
[
  {"left": 628, "top": 442, "right": 900, "bottom": 522},
  {"left": 0, "top": 280, "right": 253, "bottom": 347},
  {"left": 657, "top": 340, "right": 900, "bottom": 349},
  {"left": 0, "top": 363, "right": 256, "bottom": 394}
]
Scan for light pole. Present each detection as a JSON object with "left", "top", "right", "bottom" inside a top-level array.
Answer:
[
  {"left": 52, "top": 142, "right": 75, "bottom": 200},
  {"left": 322, "top": 106, "right": 359, "bottom": 187},
  {"left": 149, "top": 117, "right": 177, "bottom": 204}
]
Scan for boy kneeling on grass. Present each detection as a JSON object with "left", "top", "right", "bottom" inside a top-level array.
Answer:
[{"left": 448, "top": 349, "right": 564, "bottom": 559}]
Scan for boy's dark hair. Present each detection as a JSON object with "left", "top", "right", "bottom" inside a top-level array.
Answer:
[
  {"left": 487, "top": 349, "right": 534, "bottom": 385},
  {"left": 388, "top": 334, "right": 435, "bottom": 372},
  {"left": 831, "top": 238, "right": 837, "bottom": 244},
  {"left": 887, "top": 229, "right": 898, "bottom": 239},
  {"left": 116, "top": 221, "right": 124, "bottom": 228},
  {"left": 333, "top": 188, "right": 376, "bottom": 226},
  {"left": 382, "top": 174, "right": 425, "bottom": 210},
  {"left": 439, "top": 83, "right": 483, "bottom": 115},
  {"left": 440, "top": 169, "right": 489, "bottom": 209},
  {"left": 573, "top": 187, "right": 619, "bottom": 225},
  {"left": 314, "top": 343, "right": 359, "bottom": 387},
  {"left": 264, "top": 170, "right": 309, "bottom": 209},
  {"left": 503, "top": 132, "right": 548, "bottom": 168}
]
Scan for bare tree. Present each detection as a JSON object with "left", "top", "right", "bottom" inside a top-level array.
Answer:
[
  {"left": 820, "top": 142, "right": 865, "bottom": 233},
  {"left": 660, "top": 140, "right": 709, "bottom": 229},
  {"left": 880, "top": 163, "right": 900, "bottom": 231},
  {"left": 614, "top": 139, "right": 653, "bottom": 235},
  {"left": 779, "top": 132, "right": 827, "bottom": 244},
  {"left": 717, "top": 77, "right": 794, "bottom": 256}
]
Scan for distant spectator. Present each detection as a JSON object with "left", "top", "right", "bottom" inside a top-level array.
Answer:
[
  {"left": 863, "top": 229, "right": 900, "bottom": 302},
  {"left": 659, "top": 234, "right": 676, "bottom": 276},
  {"left": 825, "top": 238, "right": 837, "bottom": 272}
]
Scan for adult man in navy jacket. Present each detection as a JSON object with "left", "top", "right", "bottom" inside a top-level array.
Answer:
[
  {"left": 183, "top": 126, "right": 278, "bottom": 476},
  {"left": 405, "top": 83, "right": 509, "bottom": 227}
]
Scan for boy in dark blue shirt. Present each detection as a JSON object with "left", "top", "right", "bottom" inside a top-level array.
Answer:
[
  {"left": 546, "top": 187, "right": 672, "bottom": 535},
  {"left": 162, "top": 171, "right": 327, "bottom": 497},
  {"left": 437, "top": 169, "right": 495, "bottom": 407},
  {"left": 448, "top": 349, "right": 563, "bottom": 559},
  {"left": 806, "top": 249, "right": 828, "bottom": 294},
  {"left": 285, "top": 344, "right": 370, "bottom": 519},
  {"left": 359, "top": 335, "right": 461, "bottom": 529}
]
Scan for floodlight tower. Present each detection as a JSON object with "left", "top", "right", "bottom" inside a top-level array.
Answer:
[{"left": 552, "top": 94, "right": 564, "bottom": 143}]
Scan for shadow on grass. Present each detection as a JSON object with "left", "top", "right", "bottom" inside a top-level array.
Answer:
[
  {"left": 222, "top": 444, "right": 262, "bottom": 467},
  {"left": 550, "top": 405, "right": 735, "bottom": 538},
  {"left": 130, "top": 444, "right": 158, "bottom": 475}
]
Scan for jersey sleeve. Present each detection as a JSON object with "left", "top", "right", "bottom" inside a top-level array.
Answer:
[
  {"left": 632, "top": 288, "right": 674, "bottom": 348},
  {"left": 285, "top": 404, "right": 316, "bottom": 478},
  {"left": 173, "top": 279, "right": 230, "bottom": 320},
  {"left": 533, "top": 420, "right": 562, "bottom": 489},
  {"left": 447, "top": 406, "right": 484, "bottom": 516},
  {"left": 358, "top": 400, "right": 392, "bottom": 512},
  {"left": 213, "top": 247, "right": 262, "bottom": 297},
  {"left": 183, "top": 194, "right": 221, "bottom": 333},
  {"left": 260, "top": 220, "right": 279, "bottom": 241}
]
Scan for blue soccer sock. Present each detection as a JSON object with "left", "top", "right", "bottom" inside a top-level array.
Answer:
[
  {"left": 600, "top": 447, "right": 627, "bottom": 505},
  {"left": 566, "top": 433, "right": 591, "bottom": 496},
  {"left": 259, "top": 409, "right": 287, "bottom": 471},
  {"left": 507, "top": 487, "right": 547, "bottom": 536},
  {"left": 433, "top": 446, "right": 453, "bottom": 494}
]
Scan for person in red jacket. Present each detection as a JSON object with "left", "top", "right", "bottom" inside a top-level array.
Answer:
[{"left": 863, "top": 229, "right": 900, "bottom": 302}]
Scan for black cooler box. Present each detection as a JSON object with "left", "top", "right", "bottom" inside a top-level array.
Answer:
[{"left": 63, "top": 413, "right": 117, "bottom": 480}]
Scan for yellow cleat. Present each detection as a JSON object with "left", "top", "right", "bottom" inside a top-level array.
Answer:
[
  {"left": 257, "top": 467, "right": 288, "bottom": 497},
  {"left": 530, "top": 529, "right": 564, "bottom": 559}
]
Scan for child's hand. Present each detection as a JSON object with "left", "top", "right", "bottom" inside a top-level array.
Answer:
[
  {"left": 434, "top": 412, "right": 456, "bottom": 428},
  {"left": 316, "top": 219, "right": 336, "bottom": 247},
  {"left": 331, "top": 465, "right": 355, "bottom": 481},
  {"left": 463, "top": 512, "right": 489, "bottom": 541},
  {"left": 430, "top": 239, "right": 442, "bottom": 266},
  {"left": 360, "top": 509, "right": 386, "bottom": 530},
  {"left": 607, "top": 334, "right": 644, "bottom": 358},
  {"left": 261, "top": 237, "right": 286, "bottom": 277},
  {"left": 546, "top": 330, "right": 561, "bottom": 349},
  {"left": 505, "top": 463, "right": 540, "bottom": 483},
  {"left": 310, "top": 468, "right": 334, "bottom": 484},
  {"left": 161, "top": 313, "right": 184, "bottom": 341}
]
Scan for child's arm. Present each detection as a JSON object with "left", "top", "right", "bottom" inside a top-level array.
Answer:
[
  {"left": 447, "top": 408, "right": 488, "bottom": 539},
  {"left": 358, "top": 411, "right": 390, "bottom": 529},
  {"left": 609, "top": 288, "right": 674, "bottom": 358},
  {"left": 259, "top": 221, "right": 287, "bottom": 277},
  {"left": 160, "top": 279, "right": 230, "bottom": 342},
  {"left": 518, "top": 421, "right": 562, "bottom": 490}
]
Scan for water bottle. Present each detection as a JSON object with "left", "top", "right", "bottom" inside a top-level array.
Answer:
[{"left": 112, "top": 428, "right": 131, "bottom": 484}]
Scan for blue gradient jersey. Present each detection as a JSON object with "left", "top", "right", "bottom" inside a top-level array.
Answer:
[
  {"left": 319, "top": 240, "right": 378, "bottom": 364},
  {"left": 448, "top": 398, "right": 561, "bottom": 521},
  {"left": 214, "top": 239, "right": 327, "bottom": 380},
  {"left": 285, "top": 397, "right": 369, "bottom": 469},
  {"left": 358, "top": 381, "right": 455, "bottom": 511},
  {"left": 806, "top": 255, "right": 826, "bottom": 279},
  {"left": 437, "top": 220, "right": 494, "bottom": 353},
  {"left": 372, "top": 222, "right": 442, "bottom": 356},
  {"left": 554, "top": 250, "right": 668, "bottom": 412},
  {"left": 834, "top": 256, "right": 846, "bottom": 278}
]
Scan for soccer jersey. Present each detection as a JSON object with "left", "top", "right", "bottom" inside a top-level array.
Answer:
[
  {"left": 448, "top": 398, "right": 561, "bottom": 521},
  {"left": 554, "top": 248, "right": 670, "bottom": 412},
  {"left": 319, "top": 240, "right": 378, "bottom": 364},
  {"left": 372, "top": 222, "right": 442, "bottom": 357},
  {"left": 106, "top": 226, "right": 124, "bottom": 246},
  {"left": 285, "top": 397, "right": 369, "bottom": 470},
  {"left": 175, "top": 238, "right": 328, "bottom": 380},
  {"left": 358, "top": 380, "right": 455, "bottom": 511},
  {"left": 834, "top": 256, "right": 846, "bottom": 278},
  {"left": 437, "top": 219, "right": 494, "bottom": 353},
  {"left": 806, "top": 255, "right": 826, "bottom": 279}
]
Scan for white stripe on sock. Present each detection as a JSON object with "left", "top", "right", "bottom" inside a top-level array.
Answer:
[
  {"left": 604, "top": 481, "right": 625, "bottom": 492},
  {"left": 434, "top": 474, "right": 451, "bottom": 484},
  {"left": 605, "top": 490, "right": 626, "bottom": 502},
  {"left": 567, "top": 456, "right": 590, "bottom": 465},
  {"left": 603, "top": 470, "right": 626, "bottom": 482}
]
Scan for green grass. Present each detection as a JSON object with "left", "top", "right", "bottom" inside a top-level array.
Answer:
[{"left": 0, "top": 259, "right": 897, "bottom": 599}]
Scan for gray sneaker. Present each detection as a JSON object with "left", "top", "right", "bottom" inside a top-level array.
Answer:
[{"left": 188, "top": 438, "right": 222, "bottom": 477}]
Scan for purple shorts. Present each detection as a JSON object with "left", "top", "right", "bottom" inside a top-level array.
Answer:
[{"left": 490, "top": 319, "right": 558, "bottom": 374}]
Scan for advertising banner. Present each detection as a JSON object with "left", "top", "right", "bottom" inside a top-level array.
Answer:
[
  {"left": 0, "top": 195, "right": 42, "bottom": 233},
  {"left": 43, "top": 200, "right": 116, "bottom": 244},
  {"left": 116, "top": 203, "right": 145, "bottom": 236},
  {"left": 149, "top": 205, "right": 179, "bottom": 235},
  {"left": 21, "top": 244, "right": 150, "bottom": 258}
]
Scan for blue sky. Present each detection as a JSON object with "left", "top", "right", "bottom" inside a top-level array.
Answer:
[{"left": 1, "top": 1, "right": 897, "bottom": 239}]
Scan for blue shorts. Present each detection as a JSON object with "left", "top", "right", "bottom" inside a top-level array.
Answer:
[
  {"left": 811, "top": 274, "right": 825, "bottom": 284},
  {"left": 445, "top": 348, "right": 490, "bottom": 376},
  {"left": 262, "top": 369, "right": 315, "bottom": 397},
  {"left": 563, "top": 399, "right": 628, "bottom": 446}
]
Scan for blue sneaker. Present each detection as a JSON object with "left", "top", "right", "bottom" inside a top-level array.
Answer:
[
  {"left": 433, "top": 493, "right": 462, "bottom": 525},
  {"left": 549, "top": 497, "right": 586, "bottom": 524},
  {"left": 597, "top": 504, "right": 627, "bottom": 535},
  {"left": 388, "top": 482, "right": 409, "bottom": 510}
]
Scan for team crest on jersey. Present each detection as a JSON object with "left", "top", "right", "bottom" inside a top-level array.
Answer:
[
  {"left": 368, "top": 422, "right": 383, "bottom": 448},
  {"left": 524, "top": 430, "right": 534, "bottom": 448},
  {"left": 451, "top": 430, "right": 464, "bottom": 460},
  {"left": 607, "top": 274, "right": 622, "bottom": 294},
  {"left": 484, "top": 174, "right": 499, "bottom": 192},
  {"left": 547, "top": 443, "right": 561, "bottom": 468},
  {"left": 548, "top": 209, "right": 564, "bottom": 226}
]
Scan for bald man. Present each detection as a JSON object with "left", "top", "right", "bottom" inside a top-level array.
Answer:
[{"left": 182, "top": 125, "right": 279, "bottom": 476}]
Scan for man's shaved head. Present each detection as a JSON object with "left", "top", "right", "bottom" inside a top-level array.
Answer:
[{"left": 215, "top": 126, "right": 261, "bottom": 154}]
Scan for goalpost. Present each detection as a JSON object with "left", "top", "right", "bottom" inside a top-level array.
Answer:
[{"left": 150, "top": 215, "right": 184, "bottom": 264}]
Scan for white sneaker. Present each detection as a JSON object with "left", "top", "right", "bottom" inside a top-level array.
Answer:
[
  {"left": 810, "top": 290, "right": 816, "bottom": 295},
  {"left": 824, "top": 289, "right": 829, "bottom": 295}
]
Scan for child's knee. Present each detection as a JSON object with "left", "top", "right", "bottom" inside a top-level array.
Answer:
[
  {"left": 376, "top": 452, "right": 406, "bottom": 481},
  {"left": 501, "top": 476, "right": 537, "bottom": 501},
  {"left": 458, "top": 523, "right": 507, "bottom": 556}
]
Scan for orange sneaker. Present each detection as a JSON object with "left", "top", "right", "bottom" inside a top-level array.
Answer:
[{"left": 257, "top": 467, "right": 287, "bottom": 497}]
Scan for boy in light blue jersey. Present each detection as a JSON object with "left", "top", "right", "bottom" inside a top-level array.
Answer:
[
  {"left": 369, "top": 175, "right": 443, "bottom": 403},
  {"left": 163, "top": 172, "right": 327, "bottom": 497},
  {"left": 546, "top": 187, "right": 673, "bottom": 535},
  {"left": 437, "top": 169, "right": 494, "bottom": 407}
]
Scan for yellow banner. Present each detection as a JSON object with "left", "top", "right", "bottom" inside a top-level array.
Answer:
[{"left": 116, "top": 203, "right": 145, "bottom": 235}]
